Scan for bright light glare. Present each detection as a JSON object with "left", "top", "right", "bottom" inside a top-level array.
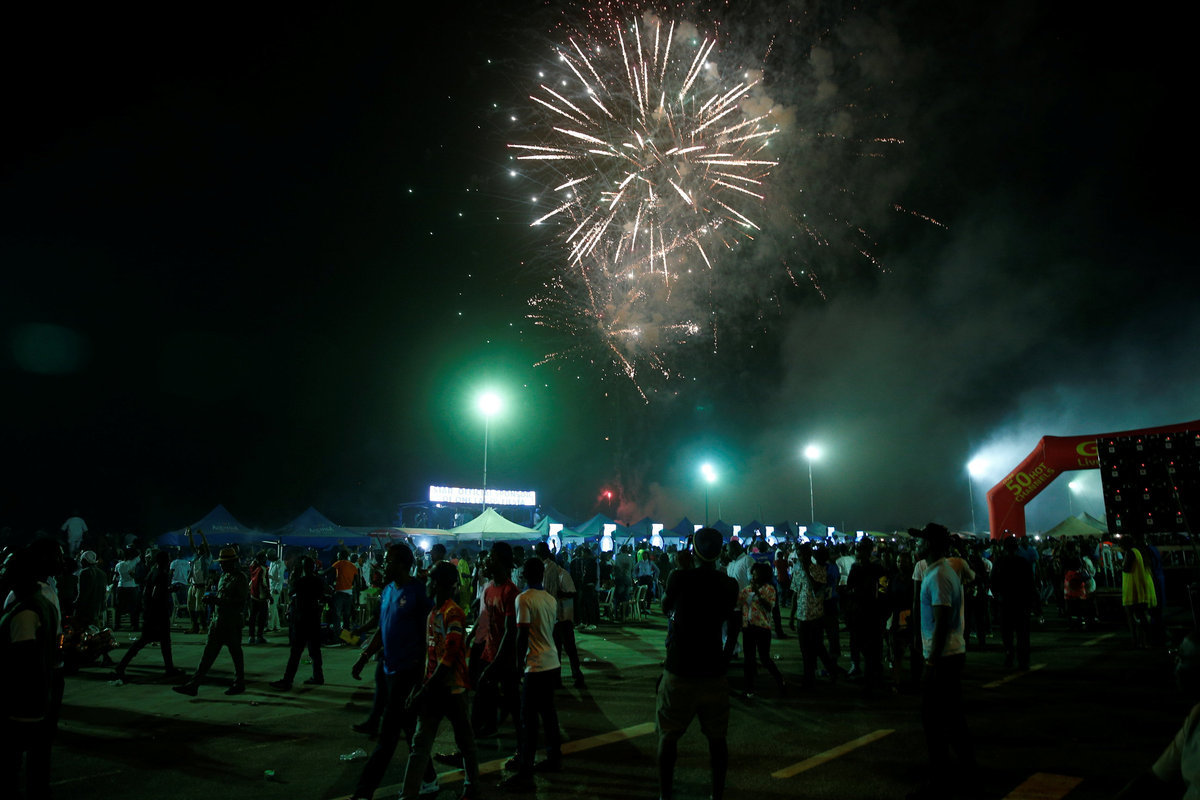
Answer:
[
  {"left": 804, "top": 444, "right": 821, "bottom": 461},
  {"left": 477, "top": 391, "right": 503, "bottom": 417},
  {"left": 1068, "top": 480, "right": 1080, "bottom": 491},
  {"left": 701, "top": 462, "right": 717, "bottom": 484},
  {"left": 967, "top": 457, "right": 987, "bottom": 477}
]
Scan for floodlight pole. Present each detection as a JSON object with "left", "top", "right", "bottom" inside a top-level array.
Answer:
[
  {"left": 968, "top": 474, "right": 977, "bottom": 534},
  {"left": 482, "top": 414, "right": 490, "bottom": 514},
  {"left": 807, "top": 458, "right": 815, "bottom": 523}
]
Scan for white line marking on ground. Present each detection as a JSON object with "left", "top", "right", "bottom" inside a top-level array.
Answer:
[
  {"left": 1083, "top": 632, "right": 1116, "bottom": 647},
  {"left": 771, "top": 729, "right": 895, "bottom": 779},
  {"left": 983, "top": 664, "right": 1046, "bottom": 689},
  {"left": 1002, "top": 771, "right": 1083, "bottom": 799}
]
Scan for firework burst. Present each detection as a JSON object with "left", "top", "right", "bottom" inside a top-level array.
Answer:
[{"left": 513, "top": 15, "right": 777, "bottom": 282}]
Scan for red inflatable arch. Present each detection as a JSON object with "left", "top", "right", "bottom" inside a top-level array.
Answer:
[{"left": 985, "top": 418, "right": 1200, "bottom": 539}]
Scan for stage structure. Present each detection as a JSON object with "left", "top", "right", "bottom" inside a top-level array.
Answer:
[{"left": 986, "top": 418, "right": 1200, "bottom": 539}]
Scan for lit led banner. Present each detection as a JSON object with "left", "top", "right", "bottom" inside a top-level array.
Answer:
[{"left": 428, "top": 485, "right": 537, "bottom": 507}]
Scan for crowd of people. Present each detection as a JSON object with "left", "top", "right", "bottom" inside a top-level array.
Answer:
[{"left": 0, "top": 514, "right": 1186, "bottom": 799}]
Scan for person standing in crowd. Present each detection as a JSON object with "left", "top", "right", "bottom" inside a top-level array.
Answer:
[
  {"left": 329, "top": 549, "right": 359, "bottom": 634},
  {"left": 570, "top": 546, "right": 599, "bottom": 630},
  {"left": 910, "top": 523, "right": 975, "bottom": 800},
  {"left": 348, "top": 543, "right": 439, "bottom": 800},
  {"left": 535, "top": 542, "right": 584, "bottom": 689},
  {"left": 75, "top": 550, "right": 108, "bottom": 629},
  {"left": 173, "top": 547, "right": 249, "bottom": 697},
  {"left": 474, "top": 542, "right": 520, "bottom": 738},
  {"left": 847, "top": 538, "right": 888, "bottom": 696},
  {"left": 168, "top": 548, "right": 191, "bottom": 618},
  {"left": 266, "top": 551, "right": 285, "bottom": 633},
  {"left": 61, "top": 513, "right": 87, "bottom": 557},
  {"left": 112, "top": 548, "right": 141, "bottom": 631},
  {"left": 270, "top": 556, "right": 330, "bottom": 690},
  {"left": 247, "top": 551, "right": 271, "bottom": 645},
  {"left": 1136, "top": 532, "right": 1167, "bottom": 646},
  {"left": 814, "top": 547, "right": 842, "bottom": 666},
  {"left": 634, "top": 550, "right": 661, "bottom": 613},
  {"left": 500, "top": 557, "right": 563, "bottom": 792},
  {"left": 113, "top": 549, "right": 183, "bottom": 683},
  {"left": 1120, "top": 537, "right": 1158, "bottom": 649},
  {"left": 656, "top": 527, "right": 740, "bottom": 800},
  {"left": 186, "top": 527, "right": 212, "bottom": 635},
  {"left": 401, "top": 561, "right": 480, "bottom": 800},
  {"left": 1, "top": 544, "right": 63, "bottom": 798},
  {"left": 738, "top": 561, "right": 787, "bottom": 698},
  {"left": 795, "top": 542, "right": 839, "bottom": 688},
  {"left": 991, "top": 537, "right": 1035, "bottom": 670}
]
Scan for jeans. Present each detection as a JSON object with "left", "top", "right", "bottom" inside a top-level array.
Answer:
[
  {"left": 554, "top": 620, "right": 583, "bottom": 682},
  {"left": 354, "top": 666, "right": 435, "bottom": 799},
  {"left": 402, "top": 690, "right": 479, "bottom": 799}
]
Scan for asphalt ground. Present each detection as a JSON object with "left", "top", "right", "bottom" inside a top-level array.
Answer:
[{"left": 46, "top": 608, "right": 1190, "bottom": 800}]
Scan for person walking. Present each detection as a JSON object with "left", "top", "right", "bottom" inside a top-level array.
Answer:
[
  {"left": 738, "top": 561, "right": 787, "bottom": 698},
  {"left": 398, "top": 561, "right": 481, "bottom": 799},
  {"left": 269, "top": 556, "right": 330, "bottom": 690},
  {"left": 348, "top": 543, "right": 439, "bottom": 800},
  {"left": 172, "top": 547, "right": 249, "bottom": 697},
  {"left": 656, "top": 527, "right": 740, "bottom": 800},
  {"left": 113, "top": 550, "right": 183, "bottom": 683}
]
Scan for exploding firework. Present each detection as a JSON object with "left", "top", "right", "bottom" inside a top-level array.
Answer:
[
  {"left": 512, "top": 15, "right": 778, "bottom": 284},
  {"left": 515, "top": 13, "right": 780, "bottom": 393}
]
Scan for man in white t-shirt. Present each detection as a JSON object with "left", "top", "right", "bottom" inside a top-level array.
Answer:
[
  {"left": 500, "top": 557, "right": 562, "bottom": 792},
  {"left": 910, "top": 523, "right": 975, "bottom": 800},
  {"left": 62, "top": 514, "right": 88, "bottom": 557}
]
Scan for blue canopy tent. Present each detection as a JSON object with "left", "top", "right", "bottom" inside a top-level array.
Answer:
[
  {"left": 668, "top": 517, "right": 696, "bottom": 537},
  {"left": 157, "top": 505, "right": 264, "bottom": 549},
  {"left": 275, "top": 507, "right": 372, "bottom": 550}
]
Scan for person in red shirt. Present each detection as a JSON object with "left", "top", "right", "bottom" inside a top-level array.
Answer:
[
  {"left": 247, "top": 551, "right": 271, "bottom": 645},
  {"left": 328, "top": 550, "right": 358, "bottom": 633},
  {"left": 473, "top": 542, "right": 519, "bottom": 738}
]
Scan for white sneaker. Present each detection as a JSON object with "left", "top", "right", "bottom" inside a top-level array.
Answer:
[{"left": 418, "top": 776, "right": 439, "bottom": 796}]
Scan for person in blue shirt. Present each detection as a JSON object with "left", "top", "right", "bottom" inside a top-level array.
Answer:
[{"left": 350, "top": 544, "right": 438, "bottom": 800}]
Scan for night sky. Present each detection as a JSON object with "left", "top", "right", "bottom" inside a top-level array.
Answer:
[{"left": 4, "top": 1, "right": 1195, "bottom": 537}]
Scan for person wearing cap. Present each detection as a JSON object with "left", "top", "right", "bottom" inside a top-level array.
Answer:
[
  {"left": 909, "top": 523, "right": 975, "bottom": 800},
  {"left": 656, "top": 527, "right": 739, "bottom": 800},
  {"left": 173, "top": 546, "right": 249, "bottom": 697}
]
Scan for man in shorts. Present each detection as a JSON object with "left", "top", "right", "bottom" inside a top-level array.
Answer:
[{"left": 656, "top": 527, "right": 740, "bottom": 800}]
